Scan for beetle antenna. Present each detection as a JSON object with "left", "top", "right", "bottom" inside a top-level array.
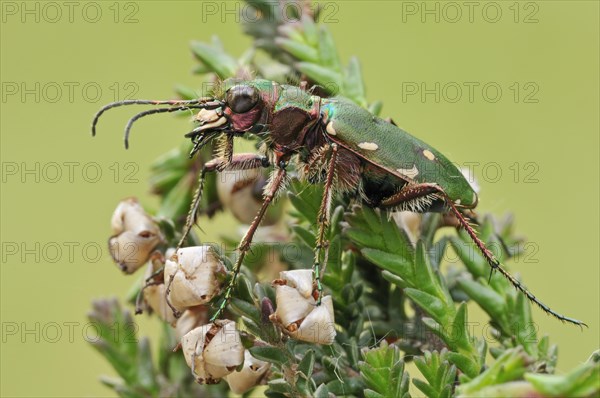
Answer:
[
  {"left": 445, "top": 197, "right": 587, "bottom": 327},
  {"left": 91, "top": 99, "right": 206, "bottom": 137},
  {"left": 123, "top": 106, "right": 206, "bottom": 149}
]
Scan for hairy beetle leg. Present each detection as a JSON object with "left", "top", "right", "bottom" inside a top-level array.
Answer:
[
  {"left": 380, "top": 183, "right": 441, "bottom": 208},
  {"left": 380, "top": 182, "right": 586, "bottom": 327},
  {"left": 210, "top": 166, "right": 288, "bottom": 322},
  {"left": 312, "top": 143, "right": 339, "bottom": 305},
  {"left": 176, "top": 153, "right": 270, "bottom": 251}
]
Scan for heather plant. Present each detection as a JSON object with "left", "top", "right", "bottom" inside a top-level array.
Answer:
[{"left": 89, "top": 1, "right": 599, "bottom": 396}]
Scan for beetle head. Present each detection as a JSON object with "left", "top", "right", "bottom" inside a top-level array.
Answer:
[{"left": 90, "top": 80, "right": 273, "bottom": 155}]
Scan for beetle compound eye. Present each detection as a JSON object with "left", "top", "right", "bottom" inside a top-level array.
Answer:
[{"left": 227, "top": 85, "right": 259, "bottom": 113}]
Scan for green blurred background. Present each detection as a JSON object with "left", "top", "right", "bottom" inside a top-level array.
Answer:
[{"left": 1, "top": 1, "right": 598, "bottom": 396}]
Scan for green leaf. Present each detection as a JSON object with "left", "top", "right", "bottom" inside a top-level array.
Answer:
[
  {"left": 314, "top": 383, "right": 330, "bottom": 398},
  {"left": 413, "top": 350, "right": 457, "bottom": 398},
  {"left": 136, "top": 338, "right": 159, "bottom": 393},
  {"left": 450, "top": 236, "right": 486, "bottom": 278},
  {"left": 295, "top": 62, "right": 343, "bottom": 93},
  {"left": 249, "top": 346, "right": 290, "bottom": 366},
  {"left": 317, "top": 25, "right": 340, "bottom": 70},
  {"left": 361, "top": 248, "right": 413, "bottom": 279},
  {"left": 359, "top": 342, "right": 410, "bottom": 398},
  {"left": 190, "top": 40, "right": 238, "bottom": 79},
  {"left": 449, "top": 303, "right": 473, "bottom": 352},
  {"left": 291, "top": 225, "right": 315, "bottom": 249},
  {"left": 230, "top": 298, "right": 261, "bottom": 323},
  {"left": 457, "top": 277, "right": 507, "bottom": 326},
  {"left": 297, "top": 349, "right": 315, "bottom": 379},
  {"left": 267, "top": 378, "right": 294, "bottom": 394},
  {"left": 368, "top": 100, "right": 383, "bottom": 116},
  {"left": 87, "top": 299, "right": 159, "bottom": 396},
  {"left": 296, "top": 349, "right": 316, "bottom": 394},
  {"left": 276, "top": 38, "right": 319, "bottom": 63},
  {"left": 525, "top": 352, "right": 600, "bottom": 397},
  {"left": 457, "top": 347, "right": 530, "bottom": 394},
  {"left": 381, "top": 270, "right": 408, "bottom": 289},
  {"left": 344, "top": 57, "right": 366, "bottom": 106},
  {"left": 447, "top": 352, "right": 480, "bottom": 380},
  {"left": 405, "top": 289, "right": 447, "bottom": 322}
]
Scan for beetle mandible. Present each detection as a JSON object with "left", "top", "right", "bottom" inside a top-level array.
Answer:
[{"left": 92, "top": 78, "right": 585, "bottom": 326}]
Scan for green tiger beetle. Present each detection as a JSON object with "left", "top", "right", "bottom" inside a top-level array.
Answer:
[{"left": 92, "top": 78, "right": 586, "bottom": 327}]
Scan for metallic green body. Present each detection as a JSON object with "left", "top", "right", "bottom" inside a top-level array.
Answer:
[
  {"left": 219, "top": 79, "right": 477, "bottom": 207},
  {"left": 320, "top": 97, "right": 477, "bottom": 207}
]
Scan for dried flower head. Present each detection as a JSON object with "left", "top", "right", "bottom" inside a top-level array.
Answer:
[
  {"left": 181, "top": 320, "right": 244, "bottom": 384},
  {"left": 175, "top": 306, "right": 208, "bottom": 341},
  {"left": 224, "top": 350, "right": 270, "bottom": 394},
  {"left": 270, "top": 270, "right": 336, "bottom": 344},
  {"left": 164, "top": 246, "right": 226, "bottom": 311},
  {"left": 108, "top": 197, "right": 161, "bottom": 274}
]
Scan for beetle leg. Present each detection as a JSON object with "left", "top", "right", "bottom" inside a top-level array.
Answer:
[
  {"left": 442, "top": 197, "right": 587, "bottom": 327},
  {"left": 211, "top": 166, "right": 288, "bottom": 321},
  {"left": 313, "top": 143, "right": 339, "bottom": 305},
  {"left": 215, "top": 134, "right": 234, "bottom": 163},
  {"left": 380, "top": 183, "right": 587, "bottom": 327},
  {"left": 379, "top": 183, "right": 441, "bottom": 209},
  {"left": 176, "top": 153, "right": 270, "bottom": 251}
]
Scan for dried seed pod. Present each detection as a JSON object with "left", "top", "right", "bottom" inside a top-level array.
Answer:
[
  {"left": 224, "top": 350, "right": 270, "bottom": 394},
  {"left": 216, "top": 168, "right": 264, "bottom": 225},
  {"left": 216, "top": 168, "right": 283, "bottom": 226},
  {"left": 289, "top": 295, "right": 336, "bottom": 345},
  {"left": 108, "top": 197, "right": 161, "bottom": 274},
  {"left": 273, "top": 284, "right": 315, "bottom": 328},
  {"left": 110, "top": 197, "right": 159, "bottom": 236},
  {"left": 143, "top": 283, "right": 177, "bottom": 325},
  {"left": 271, "top": 270, "right": 336, "bottom": 345},
  {"left": 164, "top": 246, "right": 226, "bottom": 311},
  {"left": 279, "top": 269, "right": 314, "bottom": 299},
  {"left": 175, "top": 306, "right": 208, "bottom": 341},
  {"left": 181, "top": 320, "right": 244, "bottom": 384},
  {"left": 108, "top": 231, "right": 161, "bottom": 274}
]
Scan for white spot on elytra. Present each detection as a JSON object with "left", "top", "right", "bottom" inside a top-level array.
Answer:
[
  {"left": 423, "top": 149, "right": 435, "bottom": 161},
  {"left": 326, "top": 121, "right": 336, "bottom": 135},
  {"left": 396, "top": 165, "right": 419, "bottom": 179},
  {"left": 358, "top": 142, "right": 379, "bottom": 151}
]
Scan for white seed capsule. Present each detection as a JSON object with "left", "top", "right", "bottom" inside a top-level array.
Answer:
[
  {"left": 274, "top": 284, "right": 315, "bottom": 328},
  {"left": 216, "top": 167, "right": 264, "bottom": 225},
  {"left": 181, "top": 320, "right": 244, "bottom": 384},
  {"left": 271, "top": 270, "right": 336, "bottom": 345},
  {"left": 279, "top": 269, "right": 314, "bottom": 299},
  {"left": 164, "top": 246, "right": 226, "bottom": 311},
  {"left": 175, "top": 307, "right": 207, "bottom": 341},
  {"left": 216, "top": 167, "right": 284, "bottom": 226},
  {"left": 108, "top": 198, "right": 161, "bottom": 274},
  {"left": 143, "top": 283, "right": 177, "bottom": 325},
  {"left": 288, "top": 295, "right": 336, "bottom": 345},
  {"left": 224, "top": 350, "right": 270, "bottom": 394},
  {"left": 110, "top": 197, "right": 159, "bottom": 236},
  {"left": 108, "top": 230, "right": 161, "bottom": 274}
]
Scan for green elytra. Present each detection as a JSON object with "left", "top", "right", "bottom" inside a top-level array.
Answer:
[{"left": 320, "top": 97, "right": 478, "bottom": 207}]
